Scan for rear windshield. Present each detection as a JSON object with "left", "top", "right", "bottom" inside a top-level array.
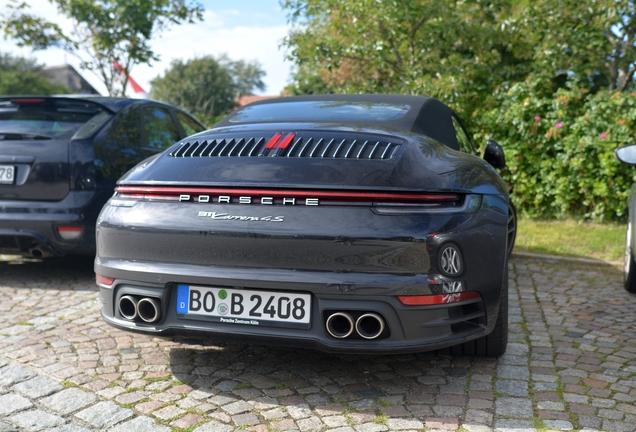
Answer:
[
  {"left": 229, "top": 101, "right": 410, "bottom": 123},
  {"left": 0, "top": 100, "right": 107, "bottom": 139}
]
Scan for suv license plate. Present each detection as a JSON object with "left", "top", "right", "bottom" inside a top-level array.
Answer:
[
  {"left": 176, "top": 285, "right": 311, "bottom": 329},
  {"left": 0, "top": 165, "right": 15, "bottom": 184}
]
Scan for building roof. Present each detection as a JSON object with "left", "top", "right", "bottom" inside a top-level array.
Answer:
[{"left": 40, "top": 65, "right": 100, "bottom": 95}]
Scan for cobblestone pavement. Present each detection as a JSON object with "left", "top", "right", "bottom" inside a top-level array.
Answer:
[{"left": 1, "top": 255, "right": 636, "bottom": 432}]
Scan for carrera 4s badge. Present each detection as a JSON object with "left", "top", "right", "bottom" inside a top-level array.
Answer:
[{"left": 198, "top": 211, "right": 284, "bottom": 222}]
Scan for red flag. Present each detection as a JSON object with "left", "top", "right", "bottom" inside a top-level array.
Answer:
[{"left": 113, "top": 60, "right": 148, "bottom": 97}]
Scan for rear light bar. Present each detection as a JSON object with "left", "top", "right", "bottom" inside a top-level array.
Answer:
[
  {"left": 397, "top": 291, "right": 480, "bottom": 305},
  {"left": 114, "top": 186, "right": 460, "bottom": 204}
]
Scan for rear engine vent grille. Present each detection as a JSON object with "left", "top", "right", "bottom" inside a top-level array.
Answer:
[{"left": 169, "top": 134, "right": 401, "bottom": 160}]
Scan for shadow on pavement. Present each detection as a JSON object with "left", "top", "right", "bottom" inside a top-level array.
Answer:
[
  {"left": 166, "top": 341, "right": 482, "bottom": 412},
  {"left": 0, "top": 255, "right": 96, "bottom": 291}
]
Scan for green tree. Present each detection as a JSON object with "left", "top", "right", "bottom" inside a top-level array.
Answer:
[
  {"left": 282, "top": 0, "right": 532, "bottom": 122},
  {"left": 282, "top": 0, "right": 636, "bottom": 109},
  {"left": 1, "top": 0, "right": 203, "bottom": 96},
  {"left": 150, "top": 55, "right": 267, "bottom": 125},
  {"left": 282, "top": 0, "right": 636, "bottom": 221},
  {"left": 217, "top": 55, "right": 266, "bottom": 99},
  {"left": 283, "top": 62, "right": 333, "bottom": 96},
  {"left": 511, "top": 0, "right": 636, "bottom": 93},
  {"left": 0, "top": 51, "right": 69, "bottom": 95}
]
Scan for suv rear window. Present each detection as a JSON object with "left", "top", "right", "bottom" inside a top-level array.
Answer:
[{"left": 0, "top": 99, "right": 107, "bottom": 139}]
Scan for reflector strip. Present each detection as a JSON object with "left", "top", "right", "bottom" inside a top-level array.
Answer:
[
  {"left": 96, "top": 274, "right": 115, "bottom": 286},
  {"left": 115, "top": 186, "right": 460, "bottom": 203},
  {"left": 397, "top": 291, "right": 480, "bottom": 305},
  {"left": 57, "top": 226, "right": 84, "bottom": 240}
]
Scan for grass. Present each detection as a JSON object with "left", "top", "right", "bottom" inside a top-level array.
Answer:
[{"left": 515, "top": 218, "right": 625, "bottom": 262}]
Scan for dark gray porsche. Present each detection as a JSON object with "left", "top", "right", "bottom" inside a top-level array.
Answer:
[{"left": 95, "top": 94, "right": 515, "bottom": 356}]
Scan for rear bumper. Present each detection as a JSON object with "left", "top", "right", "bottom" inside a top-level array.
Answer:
[
  {"left": 0, "top": 190, "right": 110, "bottom": 256},
  {"left": 95, "top": 258, "right": 504, "bottom": 354}
]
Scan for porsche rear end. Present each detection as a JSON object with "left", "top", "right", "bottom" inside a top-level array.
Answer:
[{"left": 95, "top": 127, "right": 509, "bottom": 354}]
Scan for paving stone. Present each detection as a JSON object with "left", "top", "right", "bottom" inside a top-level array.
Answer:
[
  {"left": 493, "top": 419, "right": 536, "bottom": 432},
  {"left": 495, "top": 380, "right": 528, "bottom": 396},
  {"left": 425, "top": 418, "right": 458, "bottom": 430},
  {"left": 464, "top": 425, "right": 493, "bottom": 432},
  {"left": 12, "top": 375, "right": 63, "bottom": 399},
  {"left": 287, "top": 404, "right": 312, "bottom": 419},
  {"left": 0, "top": 421, "right": 15, "bottom": 432},
  {"left": 107, "top": 416, "right": 171, "bottom": 432},
  {"left": 0, "top": 393, "right": 33, "bottom": 416},
  {"left": 496, "top": 365, "right": 530, "bottom": 380},
  {"left": 296, "top": 415, "right": 323, "bottom": 431},
  {"left": 152, "top": 405, "right": 185, "bottom": 420},
  {"left": 495, "top": 397, "right": 533, "bottom": 418},
  {"left": 40, "top": 388, "right": 96, "bottom": 415},
  {"left": 0, "top": 365, "right": 36, "bottom": 387},
  {"left": 222, "top": 400, "right": 253, "bottom": 415},
  {"left": 171, "top": 413, "right": 205, "bottom": 429},
  {"left": 323, "top": 415, "right": 349, "bottom": 427},
  {"left": 465, "top": 409, "right": 492, "bottom": 425},
  {"left": 46, "top": 424, "right": 92, "bottom": 432},
  {"left": 537, "top": 401, "right": 565, "bottom": 411},
  {"left": 193, "top": 421, "right": 235, "bottom": 432},
  {"left": 74, "top": 401, "right": 133, "bottom": 428},
  {"left": 209, "top": 395, "right": 237, "bottom": 406},
  {"left": 354, "top": 423, "right": 388, "bottom": 432},
  {"left": 543, "top": 420, "right": 574, "bottom": 430},
  {"left": 6, "top": 410, "right": 64, "bottom": 431}
]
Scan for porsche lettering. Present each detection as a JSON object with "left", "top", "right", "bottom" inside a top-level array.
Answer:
[{"left": 180, "top": 194, "right": 319, "bottom": 206}]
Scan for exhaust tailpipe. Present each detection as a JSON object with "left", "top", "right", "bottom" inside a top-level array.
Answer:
[
  {"left": 355, "top": 313, "right": 385, "bottom": 339},
  {"left": 137, "top": 297, "right": 161, "bottom": 323},
  {"left": 119, "top": 295, "right": 139, "bottom": 320},
  {"left": 325, "top": 312, "right": 354, "bottom": 338}
]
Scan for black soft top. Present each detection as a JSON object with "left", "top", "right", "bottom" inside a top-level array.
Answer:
[{"left": 214, "top": 94, "right": 460, "bottom": 150}]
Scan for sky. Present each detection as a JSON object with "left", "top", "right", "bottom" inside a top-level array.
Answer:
[{"left": 0, "top": 0, "right": 294, "bottom": 96}]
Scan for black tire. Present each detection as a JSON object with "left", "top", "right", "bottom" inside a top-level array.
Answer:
[
  {"left": 439, "top": 265, "right": 509, "bottom": 357},
  {"left": 507, "top": 201, "right": 517, "bottom": 259},
  {"left": 624, "top": 220, "right": 636, "bottom": 293}
]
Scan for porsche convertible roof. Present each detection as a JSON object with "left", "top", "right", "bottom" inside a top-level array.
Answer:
[{"left": 214, "top": 94, "right": 460, "bottom": 150}]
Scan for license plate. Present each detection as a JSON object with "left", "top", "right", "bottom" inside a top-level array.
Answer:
[
  {"left": 0, "top": 165, "right": 15, "bottom": 184},
  {"left": 176, "top": 285, "right": 311, "bottom": 329}
]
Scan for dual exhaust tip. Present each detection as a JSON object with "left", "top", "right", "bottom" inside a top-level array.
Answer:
[
  {"left": 326, "top": 312, "right": 385, "bottom": 340},
  {"left": 118, "top": 295, "right": 161, "bottom": 323}
]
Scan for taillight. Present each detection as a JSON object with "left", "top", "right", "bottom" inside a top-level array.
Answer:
[
  {"left": 113, "top": 186, "right": 461, "bottom": 206},
  {"left": 57, "top": 226, "right": 84, "bottom": 240},
  {"left": 96, "top": 274, "right": 115, "bottom": 286},
  {"left": 397, "top": 291, "right": 480, "bottom": 305},
  {"left": 9, "top": 98, "right": 45, "bottom": 104}
]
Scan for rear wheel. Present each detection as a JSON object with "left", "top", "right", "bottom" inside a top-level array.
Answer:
[
  {"left": 441, "top": 265, "right": 509, "bottom": 357},
  {"left": 624, "top": 220, "right": 636, "bottom": 293}
]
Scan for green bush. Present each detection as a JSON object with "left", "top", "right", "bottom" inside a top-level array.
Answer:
[{"left": 475, "top": 79, "right": 636, "bottom": 222}]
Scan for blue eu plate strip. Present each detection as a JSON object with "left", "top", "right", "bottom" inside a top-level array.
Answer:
[{"left": 176, "top": 285, "right": 189, "bottom": 313}]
